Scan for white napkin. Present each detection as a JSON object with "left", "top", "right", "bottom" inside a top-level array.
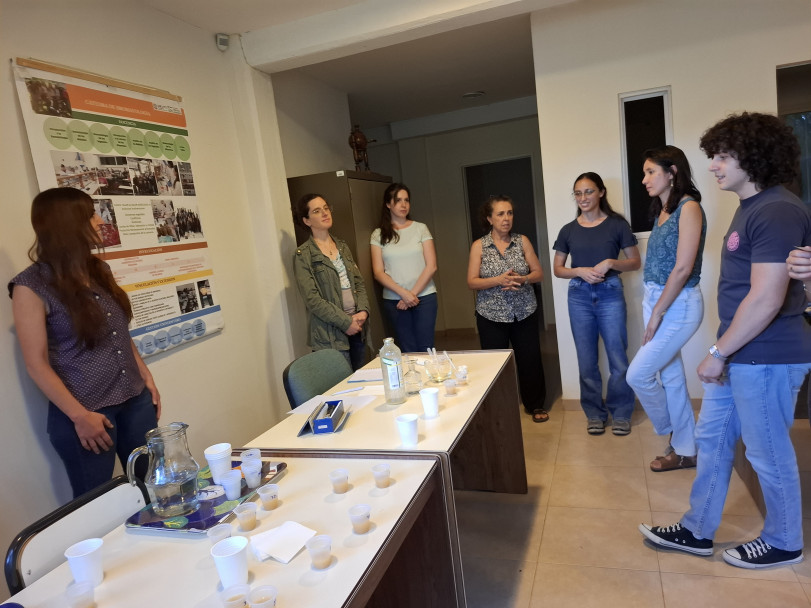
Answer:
[{"left": 249, "top": 521, "right": 316, "bottom": 563}]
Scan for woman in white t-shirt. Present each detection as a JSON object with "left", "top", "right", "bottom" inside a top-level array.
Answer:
[{"left": 370, "top": 183, "right": 438, "bottom": 353}]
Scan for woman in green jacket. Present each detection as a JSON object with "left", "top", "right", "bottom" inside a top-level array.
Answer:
[{"left": 293, "top": 193, "right": 370, "bottom": 370}]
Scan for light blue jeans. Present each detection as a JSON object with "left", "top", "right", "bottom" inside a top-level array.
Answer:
[
  {"left": 567, "top": 275, "right": 635, "bottom": 422},
  {"left": 627, "top": 282, "right": 703, "bottom": 456},
  {"left": 681, "top": 363, "right": 811, "bottom": 550}
]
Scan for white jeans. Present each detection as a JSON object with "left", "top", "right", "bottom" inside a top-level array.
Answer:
[{"left": 627, "top": 282, "right": 703, "bottom": 456}]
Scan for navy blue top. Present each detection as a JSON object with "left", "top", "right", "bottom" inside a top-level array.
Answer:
[
  {"left": 9, "top": 263, "right": 144, "bottom": 411},
  {"left": 553, "top": 215, "right": 637, "bottom": 278},
  {"left": 718, "top": 186, "right": 811, "bottom": 364}
]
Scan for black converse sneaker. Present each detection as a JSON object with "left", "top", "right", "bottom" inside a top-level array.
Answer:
[
  {"left": 723, "top": 537, "right": 803, "bottom": 569},
  {"left": 638, "top": 523, "right": 713, "bottom": 556}
]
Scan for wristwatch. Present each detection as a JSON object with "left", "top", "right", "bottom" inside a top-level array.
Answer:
[{"left": 708, "top": 344, "right": 727, "bottom": 361}]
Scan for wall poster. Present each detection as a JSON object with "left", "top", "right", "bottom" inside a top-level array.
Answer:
[{"left": 13, "top": 58, "right": 223, "bottom": 357}]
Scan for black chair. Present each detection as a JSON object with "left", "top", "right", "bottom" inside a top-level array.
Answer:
[
  {"left": 282, "top": 349, "right": 353, "bottom": 409},
  {"left": 4, "top": 475, "right": 149, "bottom": 595}
]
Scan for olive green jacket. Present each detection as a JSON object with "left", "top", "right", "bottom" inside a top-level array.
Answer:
[{"left": 293, "top": 236, "right": 370, "bottom": 352}]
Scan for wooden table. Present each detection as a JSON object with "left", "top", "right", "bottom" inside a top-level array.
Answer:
[
  {"left": 247, "top": 350, "right": 528, "bottom": 495},
  {"left": 8, "top": 454, "right": 460, "bottom": 607}
]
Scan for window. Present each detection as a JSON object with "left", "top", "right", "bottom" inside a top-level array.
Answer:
[{"left": 619, "top": 88, "right": 671, "bottom": 233}]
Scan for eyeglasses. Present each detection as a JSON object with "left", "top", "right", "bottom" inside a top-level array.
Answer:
[
  {"left": 572, "top": 189, "right": 597, "bottom": 199},
  {"left": 309, "top": 204, "right": 331, "bottom": 217}
]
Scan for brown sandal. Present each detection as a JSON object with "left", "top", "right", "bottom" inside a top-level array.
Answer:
[
  {"left": 650, "top": 451, "right": 696, "bottom": 472},
  {"left": 531, "top": 409, "right": 549, "bottom": 423}
]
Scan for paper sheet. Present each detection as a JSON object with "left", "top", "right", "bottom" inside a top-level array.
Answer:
[{"left": 250, "top": 521, "right": 316, "bottom": 563}]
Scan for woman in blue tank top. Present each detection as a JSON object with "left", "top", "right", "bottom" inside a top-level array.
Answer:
[{"left": 627, "top": 146, "right": 706, "bottom": 472}]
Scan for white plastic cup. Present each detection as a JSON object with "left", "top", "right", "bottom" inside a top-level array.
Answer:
[
  {"left": 257, "top": 484, "right": 279, "bottom": 510},
  {"left": 455, "top": 365, "right": 468, "bottom": 385},
  {"left": 419, "top": 387, "right": 440, "bottom": 418},
  {"left": 348, "top": 504, "right": 371, "bottom": 534},
  {"left": 247, "top": 585, "right": 278, "bottom": 608},
  {"left": 219, "top": 583, "right": 250, "bottom": 608},
  {"left": 233, "top": 502, "right": 258, "bottom": 531},
  {"left": 64, "top": 538, "right": 104, "bottom": 586},
  {"left": 396, "top": 413, "right": 419, "bottom": 447},
  {"left": 65, "top": 581, "right": 95, "bottom": 608},
  {"left": 241, "top": 461, "right": 262, "bottom": 489},
  {"left": 207, "top": 523, "right": 232, "bottom": 545},
  {"left": 239, "top": 448, "right": 262, "bottom": 463},
  {"left": 205, "top": 442, "right": 233, "bottom": 485},
  {"left": 443, "top": 378, "right": 458, "bottom": 395},
  {"left": 221, "top": 469, "right": 243, "bottom": 501},
  {"left": 211, "top": 536, "right": 249, "bottom": 588},
  {"left": 329, "top": 468, "right": 349, "bottom": 494},
  {"left": 371, "top": 463, "right": 390, "bottom": 489},
  {"left": 305, "top": 534, "right": 332, "bottom": 569}
]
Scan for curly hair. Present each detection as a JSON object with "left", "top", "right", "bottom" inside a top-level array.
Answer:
[
  {"left": 643, "top": 146, "right": 702, "bottom": 218},
  {"left": 478, "top": 195, "right": 514, "bottom": 234},
  {"left": 699, "top": 112, "right": 800, "bottom": 190}
]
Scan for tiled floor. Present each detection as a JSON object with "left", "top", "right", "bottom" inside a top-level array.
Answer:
[{"left": 456, "top": 402, "right": 811, "bottom": 607}]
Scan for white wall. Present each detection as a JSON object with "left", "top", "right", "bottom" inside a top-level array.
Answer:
[
  {"left": 0, "top": 0, "right": 294, "bottom": 583},
  {"left": 398, "top": 116, "right": 552, "bottom": 331},
  {"left": 532, "top": 0, "right": 811, "bottom": 401},
  {"left": 271, "top": 71, "right": 356, "bottom": 178}
]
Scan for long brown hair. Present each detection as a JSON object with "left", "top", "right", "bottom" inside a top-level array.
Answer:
[
  {"left": 29, "top": 187, "right": 132, "bottom": 347},
  {"left": 377, "top": 183, "right": 411, "bottom": 246}
]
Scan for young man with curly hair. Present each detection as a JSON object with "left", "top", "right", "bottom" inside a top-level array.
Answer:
[{"left": 640, "top": 112, "right": 811, "bottom": 569}]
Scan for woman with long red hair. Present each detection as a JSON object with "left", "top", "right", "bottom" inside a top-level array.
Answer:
[{"left": 9, "top": 187, "right": 161, "bottom": 498}]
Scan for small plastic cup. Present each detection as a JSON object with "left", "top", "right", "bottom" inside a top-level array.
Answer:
[
  {"left": 455, "top": 365, "right": 468, "bottom": 385},
  {"left": 396, "top": 413, "right": 419, "bottom": 447},
  {"left": 211, "top": 536, "right": 249, "bottom": 588},
  {"left": 419, "top": 387, "right": 440, "bottom": 418},
  {"left": 348, "top": 504, "right": 371, "bottom": 534},
  {"left": 240, "top": 448, "right": 262, "bottom": 463},
  {"left": 257, "top": 484, "right": 279, "bottom": 510},
  {"left": 207, "top": 523, "right": 232, "bottom": 545},
  {"left": 221, "top": 469, "right": 243, "bottom": 501},
  {"left": 219, "top": 582, "right": 250, "bottom": 608},
  {"left": 241, "top": 461, "right": 262, "bottom": 489},
  {"left": 233, "top": 502, "right": 258, "bottom": 531},
  {"left": 247, "top": 585, "right": 278, "bottom": 608},
  {"left": 305, "top": 534, "right": 332, "bottom": 569},
  {"left": 443, "top": 378, "right": 458, "bottom": 395},
  {"left": 65, "top": 581, "right": 95, "bottom": 608},
  {"left": 329, "top": 468, "right": 349, "bottom": 494},
  {"left": 371, "top": 463, "right": 390, "bottom": 489},
  {"left": 64, "top": 538, "right": 104, "bottom": 586}
]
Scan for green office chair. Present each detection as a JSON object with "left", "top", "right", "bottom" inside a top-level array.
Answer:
[{"left": 282, "top": 349, "right": 353, "bottom": 409}]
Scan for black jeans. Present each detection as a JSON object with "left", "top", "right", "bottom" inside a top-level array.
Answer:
[{"left": 476, "top": 310, "right": 546, "bottom": 412}]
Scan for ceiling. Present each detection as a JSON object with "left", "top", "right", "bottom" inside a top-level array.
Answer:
[{"left": 137, "top": 0, "right": 536, "bottom": 129}]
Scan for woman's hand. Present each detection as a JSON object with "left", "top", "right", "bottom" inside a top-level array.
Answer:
[
  {"left": 642, "top": 312, "right": 664, "bottom": 345},
  {"left": 497, "top": 270, "right": 522, "bottom": 291},
  {"left": 345, "top": 317, "right": 364, "bottom": 335},
  {"left": 74, "top": 410, "right": 114, "bottom": 454},
  {"left": 352, "top": 311, "right": 368, "bottom": 327},
  {"left": 593, "top": 259, "right": 613, "bottom": 277},
  {"left": 787, "top": 247, "right": 811, "bottom": 281},
  {"left": 577, "top": 267, "right": 605, "bottom": 284},
  {"left": 399, "top": 290, "right": 420, "bottom": 307}
]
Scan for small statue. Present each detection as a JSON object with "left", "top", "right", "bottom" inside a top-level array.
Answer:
[{"left": 348, "top": 124, "right": 375, "bottom": 172}]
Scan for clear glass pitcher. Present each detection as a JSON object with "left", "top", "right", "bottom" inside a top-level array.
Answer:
[{"left": 127, "top": 422, "right": 200, "bottom": 518}]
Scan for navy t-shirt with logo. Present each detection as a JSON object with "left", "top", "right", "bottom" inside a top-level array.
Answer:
[{"left": 718, "top": 185, "right": 811, "bottom": 364}]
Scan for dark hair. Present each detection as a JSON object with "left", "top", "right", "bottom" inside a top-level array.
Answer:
[
  {"left": 28, "top": 187, "right": 132, "bottom": 348},
  {"left": 377, "top": 183, "right": 412, "bottom": 246},
  {"left": 292, "top": 193, "right": 325, "bottom": 232},
  {"left": 571, "top": 172, "right": 625, "bottom": 219},
  {"left": 478, "top": 194, "right": 514, "bottom": 234},
  {"left": 699, "top": 112, "right": 800, "bottom": 190},
  {"left": 643, "top": 145, "right": 702, "bottom": 218}
]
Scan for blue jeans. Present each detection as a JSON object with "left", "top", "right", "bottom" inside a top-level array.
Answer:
[
  {"left": 47, "top": 388, "right": 158, "bottom": 498},
  {"left": 567, "top": 275, "right": 635, "bottom": 422},
  {"left": 681, "top": 363, "right": 811, "bottom": 550},
  {"left": 382, "top": 292, "right": 438, "bottom": 353},
  {"left": 627, "top": 282, "right": 703, "bottom": 456}
]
